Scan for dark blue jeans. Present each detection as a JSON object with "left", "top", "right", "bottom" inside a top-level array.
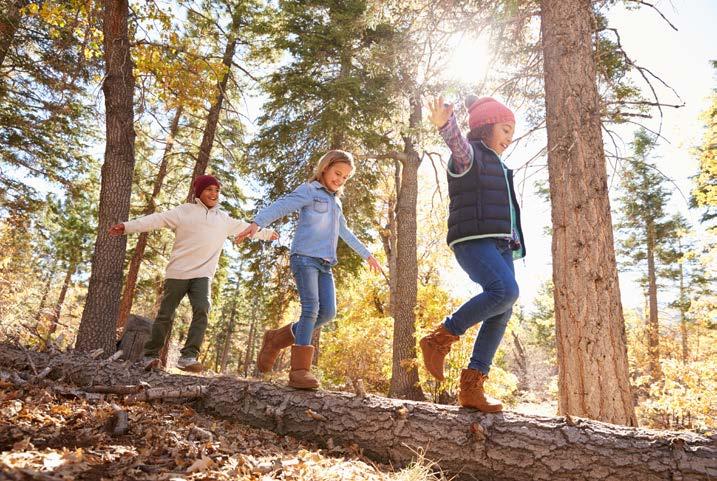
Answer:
[
  {"left": 290, "top": 254, "right": 337, "bottom": 345},
  {"left": 444, "top": 238, "right": 519, "bottom": 374}
]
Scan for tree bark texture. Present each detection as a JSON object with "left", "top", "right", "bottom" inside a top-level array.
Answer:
[
  {"left": 75, "top": 0, "right": 136, "bottom": 355},
  {"left": 0, "top": 345, "right": 714, "bottom": 481},
  {"left": 117, "top": 106, "right": 183, "bottom": 331},
  {"left": 540, "top": 0, "right": 637, "bottom": 425},
  {"left": 186, "top": 14, "right": 239, "bottom": 202},
  {"left": 646, "top": 222, "right": 662, "bottom": 380},
  {"left": 389, "top": 94, "right": 424, "bottom": 401}
]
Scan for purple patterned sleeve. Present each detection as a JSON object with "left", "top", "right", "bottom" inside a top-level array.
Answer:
[{"left": 438, "top": 114, "right": 473, "bottom": 175}]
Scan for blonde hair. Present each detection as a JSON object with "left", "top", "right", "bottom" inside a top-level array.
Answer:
[{"left": 310, "top": 150, "right": 355, "bottom": 195}]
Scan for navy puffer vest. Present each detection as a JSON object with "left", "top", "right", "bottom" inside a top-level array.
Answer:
[{"left": 446, "top": 141, "right": 526, "bottom": 259}]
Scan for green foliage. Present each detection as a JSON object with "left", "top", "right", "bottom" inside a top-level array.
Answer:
[
  {"left": 0, "top": 1, "right": 100, "bottom": 212},
  {"left": 616, "top": 130, "right": 677, "bottom": 282},
  {"left": 691, "top": 62, "right": 717, "bottom": 228}
]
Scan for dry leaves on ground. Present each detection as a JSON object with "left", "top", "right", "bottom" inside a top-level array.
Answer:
[{"left": 0, "top": 374, "right": 444, "bottom": 481}]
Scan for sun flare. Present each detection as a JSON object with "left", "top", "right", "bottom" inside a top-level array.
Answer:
[{"left": 445, "top": 33, "right": 492, "bottom": 86}]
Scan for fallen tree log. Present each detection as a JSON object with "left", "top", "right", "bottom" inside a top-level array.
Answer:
[{"left": 0, "top": 344, "right": 714, "bottom": 481}]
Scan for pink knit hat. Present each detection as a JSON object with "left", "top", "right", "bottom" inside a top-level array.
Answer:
[
  {"left": 467, "top": 96, "right": 515, "bottom": 130},
  {"left": 193, "top": 174, "right": 221, "bottom": 198}
]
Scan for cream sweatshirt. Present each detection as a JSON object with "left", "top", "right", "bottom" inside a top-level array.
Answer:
[{"left": 123, "top": 200, "right": 275, "bottom": 280}]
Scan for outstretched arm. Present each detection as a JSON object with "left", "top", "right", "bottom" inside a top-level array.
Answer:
[
  {"left": 235, "top": 184, "right": 312, "bottom": 242},
  {"left": 427, "top": 96, "right": 473, "bottom": 175},
  {"left": 228, "top": 218, "right": 278, "bottom": 242},
  {"left": 114, "top": 206, "right": 183, "bottom": 236},
  {"left": 253, "top": 183, "right": 313, "bottom": 228}
]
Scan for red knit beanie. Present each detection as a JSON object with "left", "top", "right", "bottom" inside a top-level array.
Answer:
[
  {"left": 467, "top": 96, "right": 515, "bottom": 130},
  {"left": 193, "top": 174, "right": 221, "bottom": 198}
]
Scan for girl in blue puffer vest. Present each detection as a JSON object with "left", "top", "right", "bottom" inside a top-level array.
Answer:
[{"left": 421, "top": 95, "right": 526, "bottom": 412}]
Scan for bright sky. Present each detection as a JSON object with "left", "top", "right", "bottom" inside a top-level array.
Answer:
[{"left": 435, "top": 0, "right": 717, "bottom": 315}]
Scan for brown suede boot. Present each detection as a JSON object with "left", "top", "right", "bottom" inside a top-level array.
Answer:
[
  {"left": 257, "top": 323, "right": 295, "bottom": 373},
  {"left": 458, "top": 368, "right": 502, "bottom": 412},
  {"left": 419, "top": 324, "right": 459, "bottom": 381},
  {"left": 288, "top": 344, "right": 320, "bottom": 390}
]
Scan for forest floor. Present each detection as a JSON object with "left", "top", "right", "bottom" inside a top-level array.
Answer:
[{"left": 0, "top": 372, "right": 447, "bottom": 481}]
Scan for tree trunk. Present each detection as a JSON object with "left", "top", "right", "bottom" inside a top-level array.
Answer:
[
  {"left": 679, "top": 259, "right": 689, "bottom": 364},
  {"left": 219, "top": 307, "right": 235, "bottom": 373},
  {"left": 389, "top": 94, "right": 424, "bottom": 401},
  {"left": 34, "top": 259, "right": 58, "bottom": 324},
  {"left": 116, "top": 106, "right": 183, "bottom": 332},
  {"left": 379, "top": 163, "right": 399, "bottom": 317},
  {"left": 0, "top": 0, "right": 27, "bottom": 69},
  {"left": 0, "top": 344, "right": 714, "bottom": 481},
  {"left": 48, "top": 260, "right": 77, "bottom": 335},
  {"left": 646, "top": 221, "right": 661, "bottom": 380},
  {"left": 243, "top": 314, "right": 257, "bottom": 377},
  {"left": 186, "top": 14, "right": 239, "bottom": 201},
  {"left": 75, "top": 0, "right": 136, "bottom": 355},
  {"left": 511, "top": 331, "right": 529, "bottom": 392},
  {"left": 540, "top": 0, "right": 636, "bottom": 425}
]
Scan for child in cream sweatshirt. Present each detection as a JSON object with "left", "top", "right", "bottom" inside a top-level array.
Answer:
[{"left": 110, "top": 175, "right": 276, "bottom": 372}]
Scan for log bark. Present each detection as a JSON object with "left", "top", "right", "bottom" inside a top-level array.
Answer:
[
  {"left": 117, "top": 314, "right": 152, "bottom": 361},
  {"left": 2, "top": 345, "right": 713, "bottom": 481},
  {"left": 75, "top": 0, "right": 136, "bottom": 354},
  {"left": 540, "top": 0, "right": 636, "bottom": 425}
]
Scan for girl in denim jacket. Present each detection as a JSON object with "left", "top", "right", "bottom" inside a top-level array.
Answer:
[{"left": 237, "top": 150, "right": 382, "bottom": 389}]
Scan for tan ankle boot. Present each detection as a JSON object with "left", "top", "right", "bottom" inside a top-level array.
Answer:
[
  {"left": 419, "top": 324, "right": 459, "bottom": 381},
  {"left": 458, "top": 368, "right": 502, "bottom": 412},
  {"left": 257, "top": 323, "right": 295, "bottom": 373},
  {"left": 288, "top": 344, "right": 320, "bottom": 389}
]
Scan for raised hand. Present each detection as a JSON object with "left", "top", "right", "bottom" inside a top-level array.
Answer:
[
  {"left": 427, "top": 95, "right": 453, "bottom": 129},
  {"left": 108, "top": 223, "right": 125, "bottom": 237},
  {"left": 235, "top": 222, "right": 259, "bottom": 243}
]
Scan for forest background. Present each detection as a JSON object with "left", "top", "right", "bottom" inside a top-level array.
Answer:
[{"left": 0, "top": 0, "right": 715, "bottom": 433}]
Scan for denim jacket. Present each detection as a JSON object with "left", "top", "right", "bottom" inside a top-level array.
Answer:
[{"left": 253, "top": 181, "right": 371, "bottom": 265}]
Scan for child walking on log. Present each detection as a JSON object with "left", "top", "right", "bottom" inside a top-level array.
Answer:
[
  {"left": 421, "top": 95, "right": 526, "bottom": 412},
  {"left": 109, "top": 175, "right": 277, "bottom": 372},
  {"left": 236, "top": 150, "right": 382, "bottom": 389}
]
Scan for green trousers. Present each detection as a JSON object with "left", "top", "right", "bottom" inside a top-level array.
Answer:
[{"left": 143, "top": 277, "right": 211, "bottom": 359}]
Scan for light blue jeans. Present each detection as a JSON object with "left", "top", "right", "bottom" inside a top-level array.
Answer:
[
  {"left": 444, "top": 238, "right": 519, "bottom": 374},
  {"left": 290, "top": 254, "right": 337, "bottom": 345}
]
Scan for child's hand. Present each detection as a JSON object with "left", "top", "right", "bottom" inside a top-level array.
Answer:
[
  {"left": 235, "top": 222, "right": 259, "bottom": 243},
  {"left": 366, "top": 255, "right": 383, "bottom": 275},
  {"left": 108, "top": 223, "right": 125, "bottom": 236},
  {"left": 427, "top": 95, "right": 453, "bottom": 129},
  {"left": 269, "top": 230, "right": 279, "bottom": 241}
]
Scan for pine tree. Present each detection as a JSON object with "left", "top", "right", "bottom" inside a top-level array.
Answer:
[
  {"left": 0, "top": 1, "right": 100, "bottom": 212},
  {"left": 616, "top": 130, "right": 675, "bottom": 381}
]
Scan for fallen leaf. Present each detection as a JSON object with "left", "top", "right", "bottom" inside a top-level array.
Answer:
[
  {"left": 186, "top": 454, "right": 213, "bottom": 473},
  {"left": 43, "top": 452, "right": 64, "bottom": 469}
]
